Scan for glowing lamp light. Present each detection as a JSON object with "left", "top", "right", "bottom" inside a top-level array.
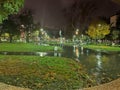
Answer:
[
  {"left": 40, "top": 28, "right": 43, "bottom": 31},
  {"left": 75, "top": 29, "right": 79, "bottom": 35},
  {"left": 98, "top": 24, "right": 101, "bottom": 27}
]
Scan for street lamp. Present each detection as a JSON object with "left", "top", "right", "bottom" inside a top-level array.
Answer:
[
  {"left": 59, "top": 30, "right": 63, "bottom": 47},
  {"left": 97, "top": 24, "right": 102, "bottom": 44},
  {"left": 40, "top": 28, "right": 43, "bottom": 32},
  {"left": 20, "top": 24, "right": 26, "bottom": 43},
  {"left": 75, "top": 29, "right": 79, "bottom": 35},
  {"left": 21, "top": 24, "right": 25, "bottom": 28},
  {"left": 98, "top": 24, "right": 101, "bottom": 27}
]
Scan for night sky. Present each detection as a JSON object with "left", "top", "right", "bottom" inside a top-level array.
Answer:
[{"left": 24, "top": 0, "right": 120, "bottom": 28}]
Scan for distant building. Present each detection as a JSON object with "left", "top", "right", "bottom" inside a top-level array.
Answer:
[
  {"left": 110, "top": 12, "right": 120, "bottom": 41},
  {"left": 110, "top": 15, "right": 118, "bottom": 27},
  {"left": 110, "top": 11, "right": 120, "bottom": 29}
]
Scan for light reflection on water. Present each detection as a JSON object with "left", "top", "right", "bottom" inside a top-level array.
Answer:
[
  {"left": 53, "top": 45, "right": 120, "bottom": 84},
  {"left": 0, "top": 45, "right": 120, "bottom": 84}
]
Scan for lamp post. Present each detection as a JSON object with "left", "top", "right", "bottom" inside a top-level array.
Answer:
[
  {"left": 97, "top": 24, "right": 101, "bottom": 44},
  {"left": 20, "top": 24, "right": 26, "bottom": 43},
  {"left": 75, "top": 29, "right": 79, "bottom": 45},
  {"left": 59, "top": 30, "right": 63, "bottom": 47},
  {"left": 75, "top": 29, "right": 79, "bottom": 35},
  {"left": 40, "top": 28, "right": 43, "bottom": 32},
  {"left": 98, "top": 24, "right": 101, "bottom": 27}
]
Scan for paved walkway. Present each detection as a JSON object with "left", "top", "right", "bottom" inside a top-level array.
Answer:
[
  {"left": 80, "top": 78, "right": 120, "bottom": 90},
  {"left": 0, "top": 83, "right": 31, "bottom": 90}
]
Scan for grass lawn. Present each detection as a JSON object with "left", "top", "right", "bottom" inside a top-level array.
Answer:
[
  {"left": 0, "top": 55, "right": 96, "bottom": 90},
  {"left": 0, "top": 43, "right": 62, "bottom": 52},
  {"left": 82, "top": 45, "right": 120, "bottom": 52}
]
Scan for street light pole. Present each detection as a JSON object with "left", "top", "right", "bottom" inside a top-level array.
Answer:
[{"left": 59, "top": 30, "right": 63, "bottom": 47}]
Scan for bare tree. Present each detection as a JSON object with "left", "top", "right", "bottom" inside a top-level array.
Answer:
[
  {"left": 64, "top": 0, "right": 97, "bottom": 37},
  {"left": 112, "top": 0, "right": 120, "bottom": 4}
]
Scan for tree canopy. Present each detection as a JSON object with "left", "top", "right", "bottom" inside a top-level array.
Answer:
[
  {"left": 64, "top": 0, "right": 97, "bottom": 36},
  {"left": 2, "top": 15, "right": 20, "bottom": 43},
  {"left": 112, "top": 0, "right": 120, "bottom": 4},
  {"left": 0, "top": 9, "right": 35, "bottom": 43},
  {"left": 87, "top": 21, "right": 110, "bottom": 40},
  {"left": 0, "top": 0, "right": 24, "bottom": 23}
]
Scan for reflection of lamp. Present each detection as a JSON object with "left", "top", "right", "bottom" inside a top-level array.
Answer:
[
  {"left": 96, "top": 53, "right": 102, "bottom": 70},
  {"left": 81, "top": 47, "right": 84, "bottom": 54},
  {"left": 75, "top": 47, "right": 79, "bottom": 58}
]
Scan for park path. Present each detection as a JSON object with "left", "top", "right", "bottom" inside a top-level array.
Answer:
[
  {"left": 79, "top": 78, "right": 120, "bottom": 90},
  {"left": 0, "top": 83, "right": 31, "bottom": 90}
]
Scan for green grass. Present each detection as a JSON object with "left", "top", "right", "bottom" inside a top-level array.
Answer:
[
  {"left": 0, "top": 43, "right": 62, "bottom": 52},
  {"left": 0, "top": 55, "right": 96, "bottom": 90},
  {"left": 82, "top": 45, "right": 120, "bottom": 52}
]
